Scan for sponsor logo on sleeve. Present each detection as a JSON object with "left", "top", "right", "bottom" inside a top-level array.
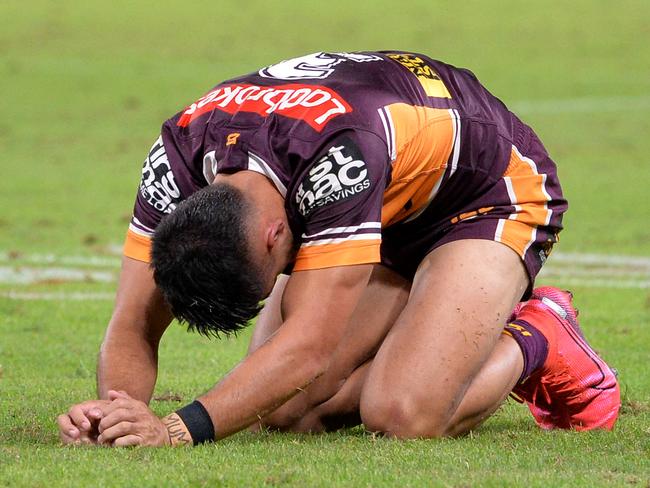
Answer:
[
  {"left": 259, "top": 52, "right": 382, "bottom": 80},
  {"left": 177, "top": 83, "right": 352, "bottom": 131},
  {"left": 139, "top": 136, "right": 182, "bottom": 214},
  {"left": 387, "top": 54, "right": 452, "bottom": 99},
  {"left": 295, "top": 139, "right": 371, "bottom": 216}
]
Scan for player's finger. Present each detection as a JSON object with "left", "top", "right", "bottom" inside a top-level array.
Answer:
[
  {"left": 97, "top": 398, "right": 134, "bottom": 419},
  {"left": 108, "top": 389, "right": 131, "bottom": 401},
  {"left": 87, "top": 407, "right": 103, "bottom": 421},
  {"left": 98, "top": 408, "right": 137, "bottom": 433},
  {"left": 60, "top": 428, "right": 99, "bottom": 446},
  {"left": 67, "top": 405, "right": 92, "bottom": 432},
  {"left": 59, "top": 430, "right": 74, "bottom": 444},
  {"left": 112, "top": 434, "right": 142, "bottom": 447},
  {"left": 58, "top": 415, "right": 80, "bottom": 444},
  {"left": 97, "top": 421, "right": 135, "bottom": 444},
  {"left": 107, "top": 396, "right": 138, "bottom": 410},
  {"left": 57, "top": 414, "right": 80, "bottom": 441}
]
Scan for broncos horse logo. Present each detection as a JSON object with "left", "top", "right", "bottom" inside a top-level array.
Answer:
[{"left": 259, "top": 52, "right": 381, "bottom": 80}]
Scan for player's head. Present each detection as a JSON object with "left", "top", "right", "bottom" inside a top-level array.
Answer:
[{"left": 151, "top": 183, "right": 290, "bottom": 337}]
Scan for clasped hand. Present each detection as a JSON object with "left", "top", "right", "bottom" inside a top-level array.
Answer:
[{"left": 57, "top": 390, "right": 170, "bottom": 447}]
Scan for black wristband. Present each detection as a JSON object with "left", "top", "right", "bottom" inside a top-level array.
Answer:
[{"left": 175, "top": 400, "right": 215, "bottom": 445}]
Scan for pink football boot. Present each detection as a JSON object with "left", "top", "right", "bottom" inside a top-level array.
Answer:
[{"left": 511, "top": 287, "right": 620, "bottom": 431}]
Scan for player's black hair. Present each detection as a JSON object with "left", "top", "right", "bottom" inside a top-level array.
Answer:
[{"left": 151, "top": 184, "right": 265, "bottom": 338}]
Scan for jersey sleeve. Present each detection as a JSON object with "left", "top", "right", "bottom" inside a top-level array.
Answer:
[
  {"left": 123, "top": 131, "right": 188, "bottom": 263},
  {"left": 292, "top": 131, "right": 388, "bottom": 272}
]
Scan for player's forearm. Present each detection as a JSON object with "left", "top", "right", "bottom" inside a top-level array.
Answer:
[
  {"left": 198, "top": 322, "right": 331, "bottom": 439},
  {"left": 97, "top": 332, "right": 159, "bottom": 403},
  {"left": 96, "top": 256, "right": 172, "bottom": 403}
]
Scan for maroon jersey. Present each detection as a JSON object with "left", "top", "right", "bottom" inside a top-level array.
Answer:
[{"left": 125, "top": 51, "right": 564, "bottom": 276}]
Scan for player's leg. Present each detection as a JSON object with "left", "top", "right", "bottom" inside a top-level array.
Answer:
[
  {"left": 304, "top": 330, "right": 522, "bottom": 435},
  {"left": 442, "top": 332, "right": 524, "bottom": 435},
  {"left": 360, "top": 239, "right": 529, "bottom": 438},
  {"left": 343, "top": 282, "right": 621, "bottom": 436},
  {"left": 255, "top": 265, "right": 411, "bottom": 431}
]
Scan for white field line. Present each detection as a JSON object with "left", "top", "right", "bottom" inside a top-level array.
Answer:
[
  {"left": 511, "top": 94, "right": 650, "bottom": 115},
  {"left": 546, "top": 251, "right": 650, "bottom": 269},
  {"left": 0, "top": 252, "right": 120, "bottom": 268},
  {"left": 0, "top": 251, "right": 649, "bottom": 300},
  {"left": 0, "top": 266, "right": 115, "bottom": 285},
  {"left": 537, "top": 252, "right": 650, "bottom": 288},
  {"left": 540, "top": 268, "right": 650, "bottom": 279},
  {"left": 537, "top": 278, "right": 650, "bottom": 289}
]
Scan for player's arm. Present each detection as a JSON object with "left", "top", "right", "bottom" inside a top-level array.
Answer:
[
  {"left": 197, "top": 264, "right": 373, "bottom": 439},
  {"left": 97, "top": 129, "right": 188, "bottom": 400},
  {"left": 60, "top": 254, "right": 291, "bottom": 444},
  {"left": 56, "top": 255, "right": 171, "bottom": 444},
  {"left": 59, "top": 131, "right": 187, "bottom": 443},
  {"left": 94, "top": 264, "right": 372, "bottom": 446},
  {"left": 96, "top": 255, "right": 173, "bottom": 402}
]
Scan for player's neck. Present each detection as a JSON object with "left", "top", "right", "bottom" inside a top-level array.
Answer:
[{"left": 214, "top": 170, "right": 284, "bottom": 209}]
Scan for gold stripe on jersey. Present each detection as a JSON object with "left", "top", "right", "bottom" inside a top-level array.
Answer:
[
  {"left": 293, "top": 239, "right": 381, "bottom": 272},
  {"left": 495, "top": 145, "right": 553, "bottom": 257},
  {"left": 387, "top": 54, "right": 452, "bottom": 99},
  {"left": 124, "top": 229, "right": 152, "bottom": 263},
  {"left": 380, "top": 103, "right": 455, "bottom": 226}
]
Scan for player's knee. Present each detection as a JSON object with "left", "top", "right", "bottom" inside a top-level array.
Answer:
[{"left": 360, "top": 390, "right": 449, "bottom": 439}]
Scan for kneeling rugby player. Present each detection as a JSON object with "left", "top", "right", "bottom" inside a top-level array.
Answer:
[{"left": 58, "top": 51, "right": 620, "bottom": 446}]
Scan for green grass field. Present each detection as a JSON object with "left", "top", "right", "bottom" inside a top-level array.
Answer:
[{"left": 1, "top": 0, "right": 649, "bottom": 486}]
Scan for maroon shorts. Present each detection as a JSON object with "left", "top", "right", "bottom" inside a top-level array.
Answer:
[{"left": 380, "top": 122, "right": 567, "bottom": 292}]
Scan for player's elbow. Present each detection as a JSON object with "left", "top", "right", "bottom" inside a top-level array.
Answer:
[
  {"left": 287, "top": 335, "right": 336, "bottom": 386},
  {"left": 298, "top": 342, "right": 333, "bottom": 380},
  {"left": 276, "top": 318, "right": 342, "bottom": 390}
]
